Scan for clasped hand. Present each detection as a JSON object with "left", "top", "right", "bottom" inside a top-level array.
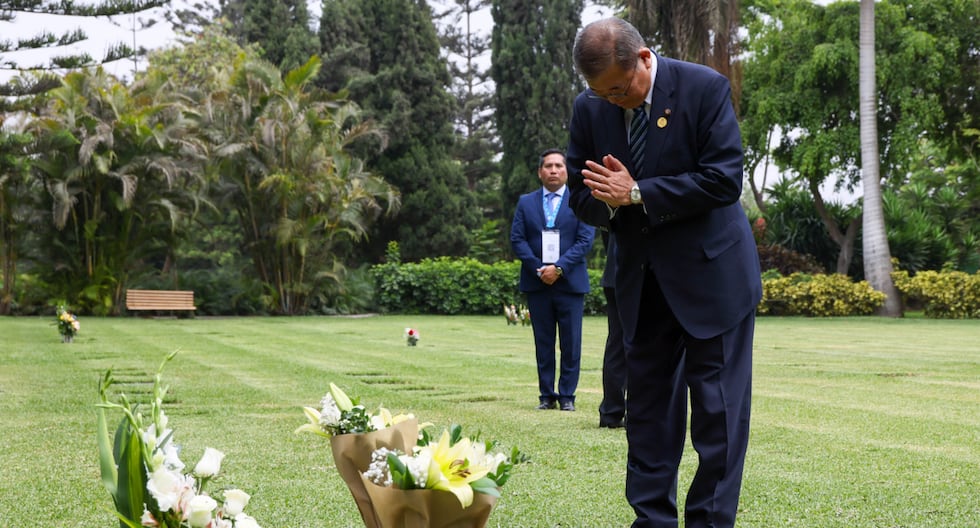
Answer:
[
  {"left": 536, "top": 265, "right": 561, "bottom": 285},
  {"left": 582, "top": 154, "right": 634, "bottom": 208}
]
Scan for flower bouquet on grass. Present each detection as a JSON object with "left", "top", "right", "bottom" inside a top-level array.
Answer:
[
  {"left": 56, "top": 305, "right": 80, "bottom": 342},
  {"left": 296, "top": 383, "right": 418, "bottom": 528},
  {"left": 97, "top": 351, "right": 262, "bottom": 528},
  {"left": 361, "top": 424, "right": 520, "bottom": 528},
  {"left": 405, "top": 328, "right": 419, "bottom": 346},
  {"left": 503, "top": 304, "right": 531, "bottom": 327},
  {"left": 297, "top": 385, "right": 522, "bottom": 528}
]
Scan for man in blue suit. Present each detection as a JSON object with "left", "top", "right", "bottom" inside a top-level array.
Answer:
[
  {"left": 511, "top": 148, "right": 595, "bottom": 412},
  {"left": 566, "top": 18, "right": 762, "bottom": 528}
]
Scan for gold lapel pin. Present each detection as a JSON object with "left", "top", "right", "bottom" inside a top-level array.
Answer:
[{"left": 657, "top": 116, "right": 668, "bottom": 128}]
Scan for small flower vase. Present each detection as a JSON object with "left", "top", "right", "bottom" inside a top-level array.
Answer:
[{"left": 62, "top": 334, "right": 73, "bottom": 343}]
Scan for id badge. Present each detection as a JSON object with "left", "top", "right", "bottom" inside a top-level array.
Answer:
[{"left": 542, "top": 230, "right": 560, "bottom": 263}]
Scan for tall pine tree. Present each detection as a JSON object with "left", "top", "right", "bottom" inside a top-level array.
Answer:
[
  {"left": 491, "top": 0, "right": 583, "bottom": 219},
  {"left": 0, "top": 0, "right": 170, "bottom": 100},
  {"left": 436, "top": 0, "right": 509, "bottom": 261},
  {"left": 220, "top": 0, "right": 320, "bottom": 72},
  {"left": 318, "top": 0, "right": 479, "bottom": 261}
]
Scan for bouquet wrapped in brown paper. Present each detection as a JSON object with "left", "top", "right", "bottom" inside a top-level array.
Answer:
[
  {"left": 330, "top": 418, "right": 418, "bottom": 527},
  {"left": 359, "top": 425, "right": 520, "bottom": 528},
  {"left": 360, "top": 474, "right": 497, "bottom": 528},
  {"left": 298, "top": 385, "right": 521, "bottom": 528},
  {"left": 296, "top": 383, "right": 420, "bottom": 527}
]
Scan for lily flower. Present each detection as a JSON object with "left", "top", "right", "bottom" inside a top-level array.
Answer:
[
  {"left": 422, "top": 430, "right": 490, "bottom": 508},
  {"left": 329, "top": 382, "right": 354, "bottom": 412}
]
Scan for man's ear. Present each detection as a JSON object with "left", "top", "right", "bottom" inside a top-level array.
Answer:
[{"left": 638, "top": 47, "right": 652, "bottom": 64}]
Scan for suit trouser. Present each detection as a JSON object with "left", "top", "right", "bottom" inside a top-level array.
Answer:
[
  {"left": 599, "top": 286, "right": 627, "bottom": 421},
  {"left": 625, "top": 273, "right": 754, "bottom": 528},
  {"left": 527, "top": 288, "right": 585, "bottom": 403}
]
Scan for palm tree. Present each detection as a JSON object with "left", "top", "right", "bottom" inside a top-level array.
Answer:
[
  {"left": 31, "top": 68, "right": 205, "bottom": 314},
  {"left": 626, "top": 0, "right": 739, "bottom": 81},
  {"left": 201, "top": 55, "right": 398, "bottom": 314},
  {"left": 859, "top": 0, "right": 901, "bottom": 316}
]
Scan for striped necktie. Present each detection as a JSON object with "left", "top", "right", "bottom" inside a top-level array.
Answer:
[{"left": 629, "top": 103, "right": 648, "bottom": 177}]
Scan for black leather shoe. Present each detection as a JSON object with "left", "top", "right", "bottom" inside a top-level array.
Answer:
[
  {"left": 560, "top": 401, "right": 575, "bottom": 411},
  {"left": 537, "top": 400, "right": 557, "bottom": 410},
  {"left": 599, "top": 418, "right": 625, "bottom": 428}
]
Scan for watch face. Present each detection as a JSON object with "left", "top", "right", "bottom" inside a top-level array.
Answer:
[{"left": 631, "top": 187, "right": 641, "bottom": 203}]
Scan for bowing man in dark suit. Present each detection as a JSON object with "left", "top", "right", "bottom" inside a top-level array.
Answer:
[
  {"left": 511, "top": 148, "right": 595, "bottom": 412},
  {"left": 565, "top": 18, "right": 762, "bottom": 528},
  {"left": 598, "top": 229, "right": 627, "bottom": 429}
]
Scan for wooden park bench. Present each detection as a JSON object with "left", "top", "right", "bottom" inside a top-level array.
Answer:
[{"left": 125, "top": 289, "right": 196, "bottom": 315}]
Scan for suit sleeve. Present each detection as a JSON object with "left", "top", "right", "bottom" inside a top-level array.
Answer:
[
  {"left": 566, "top": 94, "right": 615, "bottom": 229},
  {"left": 557, "top": 221, "right": 595, "bottom": 272},
  {"left": 510, "top": 196, "right": 541, "bottom": 270}
]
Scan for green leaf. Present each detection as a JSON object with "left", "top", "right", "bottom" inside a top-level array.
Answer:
[
  {"left": 96, "top": 406, "right": 118, "bottom": 496},
  {"left": 469, "top": 477, "right": 501, "bottom": 498},
  {"left": 448, "top": 424, "right": 463, "bottom": 445},
  {"left": 386, "top": 451, "right": 416, "bottom": 489},
  {"left": 114, "top": 423, "right": 146, "bottom": 525}
]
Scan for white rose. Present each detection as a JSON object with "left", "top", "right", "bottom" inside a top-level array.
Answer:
[
  {"left": 185, "top": 494, "right": 218, "bottom": 528},
  {"left": 222, "top": 488, "right": 251, "bottom": 517},
  {"left": 193, "top": 447, "right": 225, "bottom": 477},
  {"left": 234, "top": 513, "right": 262, "bottom": 528},
  {"left": 161, "top": 441, "right": 185, "bottom": 471},
  {"left": 146, "top": 466, "right": 182, "bottom": 511}
]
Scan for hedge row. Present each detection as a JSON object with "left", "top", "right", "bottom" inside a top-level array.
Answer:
[
  {"left": 758, "top": 272, "right": 885, "bottom": 316},
  {"left": 893, "top": 270, "right": 980, "bottom": 318},
  {"left": 370, "top": 257, "right": 606, "bottom": 316},
  {"left": 372, "top": 259, "right": 979, "bottom": 319}
]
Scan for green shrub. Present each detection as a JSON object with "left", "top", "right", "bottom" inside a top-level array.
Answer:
[
  {"left": 892, "top": 269, "right": 980, "bottom": 318},
  {"left": 372, "top": 258, "right": 606, "bottom": 315},
  {"left": 759, "top": 272, "right": 885, "bottom": 316},
  {"left": 757, "top": 244, "right": 826, "bottom": 276}
]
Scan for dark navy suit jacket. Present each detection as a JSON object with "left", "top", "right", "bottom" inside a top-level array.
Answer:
[
  {"left": 511, "top": 189, "right": 595, "bottom": 294},
  {"left": 567, "top": 51, "right": 761, "bottom": 340}
]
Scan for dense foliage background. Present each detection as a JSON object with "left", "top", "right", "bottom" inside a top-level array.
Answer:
[{"left": 1, "top": 0, "right": 978, "bottom": 317}]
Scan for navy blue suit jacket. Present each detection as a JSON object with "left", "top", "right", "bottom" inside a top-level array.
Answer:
[
  {"left": 511, "top": 189, "right": 595, "bottom": 294},
  {"left": 567, "top": 52, "right": 761, "bottom": 340}
]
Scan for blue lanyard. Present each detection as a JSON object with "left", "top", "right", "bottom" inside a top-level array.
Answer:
[{"left": 543, "top": 192, "right": 561, "bottom": 229}]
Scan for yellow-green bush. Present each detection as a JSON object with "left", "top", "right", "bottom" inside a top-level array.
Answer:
[
  {"left": 892, "top": 270, "right": 980, "bottom": 318},
  {"left": 759, "top": 272, "right": 885, "bottom": 316}
]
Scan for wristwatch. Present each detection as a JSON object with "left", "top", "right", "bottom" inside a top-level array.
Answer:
[
  {"left": 555, "top": 266, "right": 563, "bottom": 277},
  {"left": 629, "top": 183, "right": 642, "bottom": 204}
]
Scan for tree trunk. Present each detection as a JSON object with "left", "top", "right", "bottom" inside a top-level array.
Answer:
[
  {"left": 807, "top": 178, "right": 857, "bottom": 274},
  {"left": 859, "top": 0, "right": 902, "bottom": 316}
]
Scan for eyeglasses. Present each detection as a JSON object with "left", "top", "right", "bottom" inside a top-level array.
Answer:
[{"left": 587, "top": 63, "right": 637, "bottom": 101}]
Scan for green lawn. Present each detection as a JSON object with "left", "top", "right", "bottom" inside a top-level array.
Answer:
[{"left": 0, "top": 315, "right": 977, "bottom": 527}]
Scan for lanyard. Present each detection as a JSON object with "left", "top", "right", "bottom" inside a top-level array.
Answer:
[{"left": 542, "top": 192, "right": 561, "bottom": 229}]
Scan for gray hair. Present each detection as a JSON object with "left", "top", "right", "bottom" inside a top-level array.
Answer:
[{"left": 573, "top": 18, "right": 646, "bottom": 80}]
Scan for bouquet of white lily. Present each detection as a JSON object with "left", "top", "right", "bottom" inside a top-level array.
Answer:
[
  {"left": 97, "top": 352, "right": 262, "bottom": 528},
  {"left": 298, "top": 385, "right": 522, "bottom": 528},
  {"left": 359, "top": 424, "right": 521, "bottom": 528},
  {"left": 296, "top": 383, "right": 417, "bottom": 528}
]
